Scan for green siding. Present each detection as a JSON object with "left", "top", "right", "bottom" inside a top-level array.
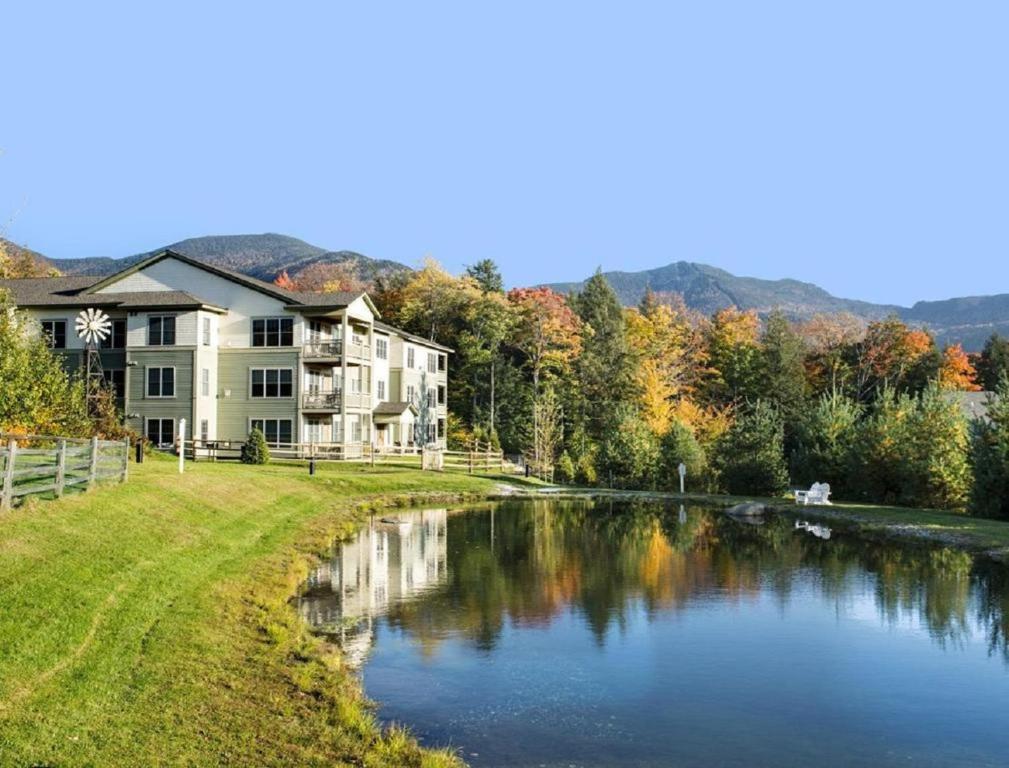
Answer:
[
  {"left": 217, "top": 349, "right": 300, "bottom": 442},
  {"left": 126, "top": 349, "right": 195, "bottom": 437}
]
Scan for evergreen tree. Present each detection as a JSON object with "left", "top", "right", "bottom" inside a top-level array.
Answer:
[
  {"left": 970, "top": 376, "right": 1009, "bottom": 519},
  {"left": 977, "top": 334, "right": 1009, "bottom": 392},
  {"left": 572, "top": 270, "right": 633, "bottom": 440},
  {"left": 240, "top": 427, "right": 270, "bottom": 464},
  {"left": 760, "top": 310, "right": 808, "bottom": 431},
  {"left": 465, "top": 259, "right": 504, "bottom": 294},
  {"left": 791, "top": 389, "right": 862, "bottom": 495},
  {"left": 712, "top": 401, "right": 789, "bottom": 496}
]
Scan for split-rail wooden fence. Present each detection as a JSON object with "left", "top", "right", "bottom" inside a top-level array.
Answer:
[{"left": 0, "top": 434, "right": 130, "bottom": 511}]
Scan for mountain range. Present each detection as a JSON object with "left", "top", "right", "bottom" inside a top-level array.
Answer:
[
  {"left": 35, "top": 233, "right": 410, "bottom": 285},
  {"left": 5, "top": 233, "right": 1007, "bottom": 351}
]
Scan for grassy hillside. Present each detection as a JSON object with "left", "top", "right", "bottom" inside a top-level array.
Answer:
[{"left": 0, "top": 456, "right": 516, "bottom": 767}]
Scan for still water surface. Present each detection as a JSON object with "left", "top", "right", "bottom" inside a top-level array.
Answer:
[{"left": 298, "top": 500, "right": 1009, "bottom": 767}]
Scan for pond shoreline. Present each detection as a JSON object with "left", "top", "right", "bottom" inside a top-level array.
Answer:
[{"left": 491, "top": 487, "right": 1009, "bottom": 562}]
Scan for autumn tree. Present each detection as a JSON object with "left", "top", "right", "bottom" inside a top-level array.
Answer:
[
  {"left": 850, "top": 316, "right": 939, "bottom": 401},
  {"left": 625, "top": 289, "right": 706, "bottom": 435},
  {"left": 0, "top": 239, "right": 59, "bottom": 278},
  {"left": 0, "top": 292, "right": 89, "bottom": 435},
  {"left": 938, "top": 343, "right": 980, "bottom": 391},
  {"left": 704, "top": 307, "right": 763, "bottom": 406},
  {"left": 274, "top": 261, "right": 370, "bottom": 294},
  {"left": 798, "top": 313, "right": 865, "bottom": 395},
  {"left": 508, "top": 287, "right": 581, "bottom": 472}
]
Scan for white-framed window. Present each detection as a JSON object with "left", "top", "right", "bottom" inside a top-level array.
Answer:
[
  {"left": 438, "top": 418, "right": 445, "bottom": 438},
  {"left": 438, "top": 354, "right": 446, "bottom": 372},
  {"left": 407, "top": 347, "right": 415, "bottom": 369},
  {"left": 407, "top": 384, "right": 416, "bottom": 404},
  {"left": 145, "top": 418, "right": 174, "bottom": 447},
  {"left": 146, "top": 367, "right": 176, "bottom": 398},
  {"left": 251, "top": 317, "right": 293, "bottom": 347},
  {"left": 201, "top": 368, "right": 210, "bottom": 397},
  {"left": 100, "top": 318, "right": 127, "bottom": 349},
  {"left": 427, "top": 387, "right": 437, "bottom": 408},
  {"left": 305, "top": 418, "right": 324, "bottom": 443},
  {"left": 40, "top": 319, "right": 67, "bottom": 349},
  {"left": 375, "top": 337, "right": 388, "bottom": 360},
  {"left": 427, "top": 352, "right": 437, "bottom": 373},
  {"left": 200, "top": 419, "right": 209, "bottom": 442},
  {"left": 377, "top": 380, "right": 386, "bottom": 400},
  {"left": 250, "top": 368, "right": 293, "bottom": 398},
  {"left": 148, "top": 315, "right": 176, "bottom": 346},
  {"left": 251, "top": 418, "right": 292, "bottom": 445},
  {"left": 438, "top": 385, "right": 445, "bottom": 405},
  {"left": 202, "top": 317, "right": 211, "bottom": 346}
]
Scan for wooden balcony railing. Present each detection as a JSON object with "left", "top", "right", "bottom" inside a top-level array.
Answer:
[
  {"left": 303, "top": 392, "right": 342, "bottom": 410},
  {"left": 303, "top": 341, "right": 343, "bottom": 359}
]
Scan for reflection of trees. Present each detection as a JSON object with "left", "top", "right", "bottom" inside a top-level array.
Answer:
[{"left": 370, "top": 500, "right": 1009, "bottom": 661}]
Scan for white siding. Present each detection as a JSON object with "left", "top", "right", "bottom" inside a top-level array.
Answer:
[{"left": 95, "top": 257, "right": 301, "bottom": 348}]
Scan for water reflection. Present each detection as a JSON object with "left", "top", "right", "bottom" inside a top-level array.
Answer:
[
  {"left": 299, "top": 500, "right": 1009, "bottom": 766},
  {"left": 299, "top": 509, "right": 448, "bottom": 667},
  {"left": 300, "top": 500, "right": 1009, "bottom": 664}
]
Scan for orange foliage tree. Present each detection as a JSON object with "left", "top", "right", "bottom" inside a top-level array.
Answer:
[{"left": 938, "top": 343, "right": 980, "bottom": 391}]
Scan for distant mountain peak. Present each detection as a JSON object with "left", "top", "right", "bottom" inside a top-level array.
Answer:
[
  {"left": 40, "top": 233, "right": 411, "bottom": 285},
  {"left": 542, "top": 262, "right": 1008, "bottom": 351}
]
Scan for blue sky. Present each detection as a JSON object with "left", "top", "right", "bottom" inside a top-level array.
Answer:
[{"left": 2, "top": 2, "right": 1006, "bottom": 305}]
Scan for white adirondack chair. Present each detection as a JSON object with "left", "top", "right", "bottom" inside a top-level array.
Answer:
[{"left": 795, "top": 482, "right": 831, "bottom": 506}]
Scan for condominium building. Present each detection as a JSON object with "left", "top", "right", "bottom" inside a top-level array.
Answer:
[{"left": 0, "top": 249, "right": 450, "bottom": 450}]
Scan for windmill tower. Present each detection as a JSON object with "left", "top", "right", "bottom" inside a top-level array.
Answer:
[{"left": 75, "top": 308, "right": 112, "bottom": 415}]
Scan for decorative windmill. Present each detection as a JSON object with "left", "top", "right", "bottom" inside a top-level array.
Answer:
[{"left": 76, "top": 308, "right": 112, "bottom": 415}]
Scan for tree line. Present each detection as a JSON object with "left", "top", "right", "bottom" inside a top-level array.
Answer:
[{"left": 351, "top": 259, "right": 1009, "bottom": 517}]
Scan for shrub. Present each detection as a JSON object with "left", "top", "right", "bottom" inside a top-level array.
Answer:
[
  {"left": 658, "top": 420, "right": 706, "bottom": 492},
  {"left": 712, "top": 400, "right": 789, "bottom": 496},
  {"left": 596, "top": 406, "right": 660, "bottom": 489},
  {"left": 241, "top": 427, "right": 270, "bottom": 465},
  {"left": 555, "top": 451, "right": 576, "bottom": 484}
]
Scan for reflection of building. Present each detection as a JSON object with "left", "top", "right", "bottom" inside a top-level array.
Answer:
[{"left": 299, "top": 508, "right": 448, "bottom": 666}]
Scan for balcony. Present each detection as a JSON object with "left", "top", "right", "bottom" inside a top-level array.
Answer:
[
  {"left": 344, "top": 391, "right": 372, "bottom": 409},
  {"left": 303, "top": 392, "right": 342, "bottom": 411},
  {"left": 303, "top": 341, "right": 343, "bottom": 361},
  {"left": 346, "top": 341, "right": 371, "bottom": 361}
]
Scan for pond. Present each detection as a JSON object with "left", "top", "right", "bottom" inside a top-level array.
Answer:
[{"left": 298, "top": 500, "right": 1009, "bottom": 767}]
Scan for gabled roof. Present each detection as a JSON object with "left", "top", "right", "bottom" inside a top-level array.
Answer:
[
  {"left": 373, "top": 320, "right": 453, "bottom": 353},
  {"left": 4, "top": 249, "right": 380, "bottom": 316},
  {"left": 373, "top": 401, "right": 419, "bottom": 417},
  {"left": 0, "top": 276, "right": 226, "bottom": 313}
]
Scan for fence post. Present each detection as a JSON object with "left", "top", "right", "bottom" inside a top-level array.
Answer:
[
  {"left": 121, "top": 438, "right": 129, "bottom": 482},
  {"left": 1, "top": 439, "right": 16, "bottom": 512},
  {"left": 54, "top": 439, "right": 67, "bottom": 498},
  {"left": 469, "top": 450, "right": 474, "bottom": 474},
  {"left": 88, "top": 436, "right": 99, "bottom": 488}
]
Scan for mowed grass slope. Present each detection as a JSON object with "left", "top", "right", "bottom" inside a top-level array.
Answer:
[{"left": 0, "top": 455, "right": 505, "bottom": 767}]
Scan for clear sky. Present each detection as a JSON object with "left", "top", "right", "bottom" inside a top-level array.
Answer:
[{"left": 2, "top": 2, "right": 1006, "bottom": 305}]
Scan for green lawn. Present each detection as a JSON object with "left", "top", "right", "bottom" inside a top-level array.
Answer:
[{"left": 0, "top": 456, "right": 517, "bottom": 767}]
